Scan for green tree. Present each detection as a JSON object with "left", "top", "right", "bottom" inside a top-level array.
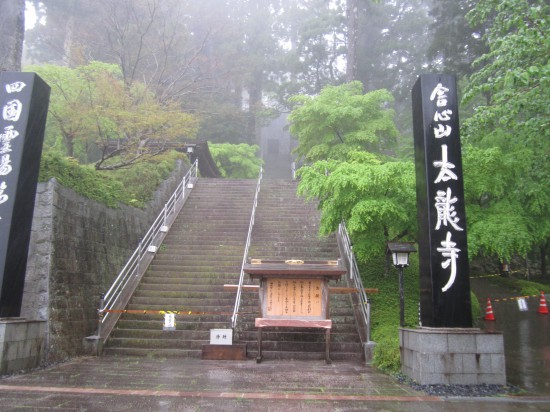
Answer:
[
  {"left": 209, "top": 143, "right": 262, "bottom": 179},
  {"left": 463, "top": 0, "right": 550, "bottom": 276},
  {"left": 297, "top": 152, "right": 416, "bottom": 263},
  {"left": 289, "top": 81, "right": 398, "bottom": 162},
  {"left": 289, "top": 81, "right": 412, "bottom": 264},
  {"left": 31, "top": 62, "right": 199, "bottom": 169},
  {"left": 462, "top": 145, "right": 533, "bottom": 263}
]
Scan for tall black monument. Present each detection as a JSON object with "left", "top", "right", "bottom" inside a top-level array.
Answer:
[
  {"left": 0, "top": 72, "right": 50, "bottom": 317},
  {"left": 412, "top": 74, "right": 472, "bottom": 328}
]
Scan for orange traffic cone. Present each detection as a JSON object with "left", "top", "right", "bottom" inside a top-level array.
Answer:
[
  {"left": 537, "top": 291, "right": 549, "bottom": 314},
  {"left": 484, "top": 298, "right": 496, "bottom": 321}
]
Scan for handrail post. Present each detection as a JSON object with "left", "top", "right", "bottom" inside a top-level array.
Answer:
[
  {"left": 366, "top": 296, "right": 371, "bottom": 343},
  {"left": 97, "top": 293, "right": 105, "bottom": 337},
  {"left": 137, "top": 238, "right": 143, "bottom": 275},
  {"left": 96, "top": 293, "right": 105, "bottom": 356}
]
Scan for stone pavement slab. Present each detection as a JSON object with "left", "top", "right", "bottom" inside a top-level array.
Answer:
[{"left": 0, "top": 356, "right": 548, "bottom": 411}]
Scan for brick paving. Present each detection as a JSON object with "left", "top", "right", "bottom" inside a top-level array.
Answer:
[{"left": 0, "top": 356, "right": 549, "bottom": 411}]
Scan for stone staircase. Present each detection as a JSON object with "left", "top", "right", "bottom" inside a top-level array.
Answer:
[
  {"left": 103, "top": 178, "right": 363, "bottom": 362},
  {"left": 102, "top": 178, "right": 257, "bottom": 357},
  {"left": 234, "top": 179, "right": 363, "bottom": 361}
]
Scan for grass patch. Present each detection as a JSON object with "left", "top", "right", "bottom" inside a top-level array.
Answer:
[{"left": 360, "top": 256, "right": 420, "bottom": 373}]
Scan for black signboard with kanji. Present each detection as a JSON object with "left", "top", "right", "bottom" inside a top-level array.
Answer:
[
  {"left": 412, "top": 74, "right": 472, "bottom": 328},
  {"left": 0, "top": 72, "right": 50, "bottom": 317}
]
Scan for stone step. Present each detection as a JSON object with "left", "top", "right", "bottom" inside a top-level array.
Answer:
[
  {"left": 116, "top": 319, "right": 232, "bottom": 330},
  {"left": 129, "top": 296, "right": 245, "bottom": 307},
  {"left": 117, "top": 314, "right": 234, "bottom": 323},
  {"left": 248, "top": 350, "right": 363, "bottom": 362},
  {"left": 137, "top": 283, "right": 241, "bottom": 292},
  {"left": 101, "top": 347, "right": 202, "bottom": 358},
  {"left": 110, "top": 329, "right": 212, "bottom": 340},
  {"left": 235, "top": 331, "right": 361, "bottom": 343},
  {"left": 140, "top": 276, "right": 240, "bottom": 285},
  {"left": 132, "top": 289, "right": 235, "bottom": 298},
  {"left": 154, "top": 247, "right": 244, "bottom": 256},
  {"left": 107, "top": 337, "right": 208, "bottom": 350},
  {"left": 145, "top": 266, "right": 241, "bottom": 274},
  {"left": 152, "top": 255, "right": 242, "bottom": 264},
  {"left": 236, "top": 314, "right": 359, "bottom": 326},
  {"left": 126, "top": 302, "right": 237, "bottom": 311}
]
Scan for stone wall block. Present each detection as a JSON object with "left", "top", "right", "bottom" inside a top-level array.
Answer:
[
  {"left": 476, "top": 333, "right": 504, "bottom": 354},
  {"left": 448, "top": 333, "right": 476, "bottom": 353},
  {"left": 418, "top": 332, "right": 448, "bottom": 353}
]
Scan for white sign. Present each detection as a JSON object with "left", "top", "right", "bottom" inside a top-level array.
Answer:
[
  {"left": 517, "top": 298, "right": 528, "bottom": 312},
  {"left": 163, "top": 313, "right": 176, "bottom": 331}
]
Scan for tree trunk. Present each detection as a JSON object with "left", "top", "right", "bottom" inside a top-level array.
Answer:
[
  {"left": 346, "top": 0, "right": 359, "bottom": 82},
  {"left": 0, "top": 0, "right": 25, "bottom": 72},
  {"left": 247, "top": 69, "right": 263, "bottom": 145}
]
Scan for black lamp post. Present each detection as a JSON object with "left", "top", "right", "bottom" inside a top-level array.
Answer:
[{"left": 387, "top": 242, "right": 417, "bottom": 327}]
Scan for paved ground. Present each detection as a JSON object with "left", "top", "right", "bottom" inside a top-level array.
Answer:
[{"left": 0, "top": 356, "right": 549, "bottom": 411}]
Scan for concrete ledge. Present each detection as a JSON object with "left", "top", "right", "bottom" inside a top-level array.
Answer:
[
  {"left": 400, "top": 327, "right": 506, "bottom": 385},
  {"left": 0, "top": 318, "right": 46, "bottom": 375}
]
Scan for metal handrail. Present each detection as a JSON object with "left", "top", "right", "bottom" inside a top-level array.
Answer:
[
  {"left": 231, "top": 166, "right": 263, "bottom": 329},
  {"left": 337, "top": 221, "right": 372, "bottom": 344},
  {"left": 97, "top": 159, "right": 198, "bottom": 338}
]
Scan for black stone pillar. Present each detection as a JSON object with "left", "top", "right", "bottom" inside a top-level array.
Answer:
[
  {"left": 412, "top": 74, "right": 472, "bottom": 328},
  {"left": 0, "top": 72, "right": 50, "bottom": 317}
]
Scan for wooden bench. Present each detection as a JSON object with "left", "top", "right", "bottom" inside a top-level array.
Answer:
[{"left": 255, "top": 318, "right": 333, "bottom": 364}]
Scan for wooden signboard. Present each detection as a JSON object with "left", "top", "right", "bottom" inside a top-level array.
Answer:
[
  {"left": 244, "top": 259, "right": 346, "bottom": 364},
  {"left": 265, "top": 278, "right": 323, "bottom": 318}
]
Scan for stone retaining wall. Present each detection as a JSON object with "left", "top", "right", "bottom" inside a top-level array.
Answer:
[{"left": 20, "top": 160, "right": 189, "bottom": 364}]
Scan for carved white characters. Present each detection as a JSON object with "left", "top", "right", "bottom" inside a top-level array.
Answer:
[{"left": 430, "top": 82, "right": 464, "bottom": 293}]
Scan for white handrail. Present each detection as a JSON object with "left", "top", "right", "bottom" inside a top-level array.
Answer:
[
  {"left": 231, "top": 166, "right": 263, "bottom": 329},
  {"left": 98, "top": 160, "right": 198, "bottom": 334},
  {"left": 337, "top": 221, "right": 372, "bottom": 344}
]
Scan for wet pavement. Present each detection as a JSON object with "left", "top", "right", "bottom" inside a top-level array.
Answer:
[
  {"left": 471, "top": 277, "right": 550, "bottom": 394},
  {"left": 0, "top": 356, "right": 549, "bottom": 411}
]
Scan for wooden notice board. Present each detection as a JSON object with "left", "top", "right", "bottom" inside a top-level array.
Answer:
[
  {"left": 243, "top": 259, "right": 347, "bottom": 363},
  {"left": 265, "top": 278, "right": 324, "bottom": 318}
]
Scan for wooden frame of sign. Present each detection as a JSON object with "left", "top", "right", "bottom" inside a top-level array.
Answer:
[{"left": 243, "top": 259, "right": 346, "bottom": 364}]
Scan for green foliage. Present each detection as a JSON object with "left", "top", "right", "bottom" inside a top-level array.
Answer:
[
  {"left": 461, "top": 0, "right": 550, "bottom": 265},
  {"left": 28, "top": 62, "right": 199, "bottom": 169},
  {"left": 209, "top": 143, "right": 262, "bottom": 179},
  {"left": 103, "top": 151, "right": 188, "bottom": 208},
  {"left": 39, "top": 150, "right": 187, "bottom": 208},
  {"left": 359, "top": 256, "right": 420, "bottom": 373},
  {"left": 487, "top": 276, "right": 550, "bottom": 297},
  {"left": 471, "top": 290, "right": 482, "bottom": 321},
  {"left": 39, "top": 151, "right": 132, "bottom": 208},
  {"left": 289, "top": 82, "right": 399, "bottom": 162},
  {"left": 297, "top": 153, "right": 416, "bottom": 262}
]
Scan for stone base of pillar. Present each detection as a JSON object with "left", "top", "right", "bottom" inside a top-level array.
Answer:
[
  {"left": 400, "top": 327, "right": 506, "bottom": 385},
  {"left": 0, "top": 318, "right": 46, "bottom": 375}
]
